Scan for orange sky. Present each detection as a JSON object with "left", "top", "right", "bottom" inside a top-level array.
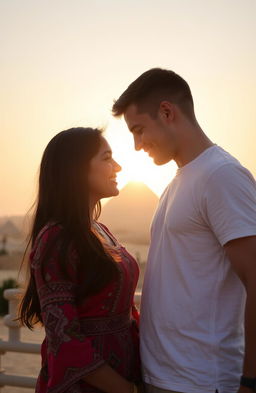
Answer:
[{"left": 0, "top": 0, "right": 255, "bottom": 215}]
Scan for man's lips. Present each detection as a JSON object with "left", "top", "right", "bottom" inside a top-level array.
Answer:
[
  {"left": 144, "top": 148, "right": 153, "bottom": 157},
  {"left": 143, "top": 145, "right": 153, "bottom": 153}
]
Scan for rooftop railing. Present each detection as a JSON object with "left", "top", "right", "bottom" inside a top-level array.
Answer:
[
  {"left": 0, "top": 288, "right": 141, "bottom": 391},
  {"left": 0, "top": 288, "right": 40, "bottom": 391}
]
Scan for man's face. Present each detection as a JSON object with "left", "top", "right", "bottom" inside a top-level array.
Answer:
[{"left": 124, "top": 104, "right": 177, "bottom": 165}]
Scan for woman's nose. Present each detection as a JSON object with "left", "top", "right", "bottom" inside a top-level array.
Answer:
[{"left": 114, "top": 160, "right": 122, "bottom": 172}]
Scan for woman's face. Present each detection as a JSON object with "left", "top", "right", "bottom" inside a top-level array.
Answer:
[{"left": 88, "top": 136, "right": 121, "bottom": 202}]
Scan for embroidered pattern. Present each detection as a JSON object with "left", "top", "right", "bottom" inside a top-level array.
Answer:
[
  {"left": 47, "top": 360, "right": 105, "bottom": 393},
  {"left": 32, "top": 223, "right": 141, "bottom": 392},
  {"left": 44, "top": 304, "right": 70, "bottom": 356},
  {"left": 64, "top": 317, "right": 86, "bottom": 342},
  {"left": 39, "top": 281, "right": 76, "bottom": 309},
  {"left": 80, "top": 309, "right": 132, "bottom": 336}
]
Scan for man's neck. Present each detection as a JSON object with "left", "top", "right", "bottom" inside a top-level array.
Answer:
[{"left": 174, "top": 126, "right": 214, "bottom": 168}]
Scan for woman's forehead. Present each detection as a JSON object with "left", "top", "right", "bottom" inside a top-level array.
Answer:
[{"left": 98, "top": 136, "right": 112, "bottom": 154}]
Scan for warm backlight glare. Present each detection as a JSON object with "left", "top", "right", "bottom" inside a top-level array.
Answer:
[{"left": 105, "top": 118, "right": 177, "bottom": 196}]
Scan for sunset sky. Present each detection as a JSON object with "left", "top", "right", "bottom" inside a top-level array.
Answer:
[{"left": 1, "top": 0, "right": 255, "bottom": 215}]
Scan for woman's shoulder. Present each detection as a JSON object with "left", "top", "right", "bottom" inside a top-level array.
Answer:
[
  {"left": 37, "top": 221, "right": 63, "bottom": 240},
  {"left": 31, "top": 222, "right": 63, "bottom": 257},
  {"left": 30, "top": 222, "right": 78, "bottom": 282},
  {"left": 97, "top": 222, "right": 114, "bottom": 237}
]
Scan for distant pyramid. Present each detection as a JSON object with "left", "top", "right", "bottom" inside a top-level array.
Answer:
[
  {"left": 0, "top": 220, "right": 21, "bottom": 238},
  {"left": 100, "top": 181, "right": 159, "bottom": 244}
]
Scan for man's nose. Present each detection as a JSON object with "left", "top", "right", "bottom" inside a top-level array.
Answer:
[{"left": 134, "top": 135, "right": 143, "bottom": 151}]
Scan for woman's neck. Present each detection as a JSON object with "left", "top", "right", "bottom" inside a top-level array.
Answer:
[{"left": 89, "top": 197, "right": 99, "bottom": 224}]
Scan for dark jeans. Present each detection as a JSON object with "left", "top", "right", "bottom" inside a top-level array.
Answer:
[
  {"left": 144, "top": 384, "right": 181, "bottom": 393},
  {"left": 145, "top": 383, "right": 219, "bottom": 393}
]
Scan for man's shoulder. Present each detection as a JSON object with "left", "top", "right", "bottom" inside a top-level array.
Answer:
[
  {"left": 171, "top": 146, "right": 255, "bottom": 201},
  {"left": 163, "top": 146, "right": 254, "bottom": 198},
  {"left": 200, "top": 146, "right": 238, "bottom": 173},
  {"left": 193, "top": 146, "right": 253, "bottom": 185},
  {"left": 206, "top": 147, "right": 254, "bottom": 186}
]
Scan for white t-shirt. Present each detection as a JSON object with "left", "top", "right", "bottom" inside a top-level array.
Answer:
[{"left": 140, "top": 146, "right": 256, "bottom": 393}]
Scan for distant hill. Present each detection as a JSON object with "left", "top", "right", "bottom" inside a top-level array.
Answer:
[{"left": 100, "top": 181, "right": 159, "bottom": 244}]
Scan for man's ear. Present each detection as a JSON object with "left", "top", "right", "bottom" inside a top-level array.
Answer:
[{"left": 158, "top": 101, "right": 175, "bottom": 123}]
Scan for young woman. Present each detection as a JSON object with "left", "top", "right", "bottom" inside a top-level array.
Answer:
[{"left": 19, "top": 127, "right": 142, "bottom": 393}]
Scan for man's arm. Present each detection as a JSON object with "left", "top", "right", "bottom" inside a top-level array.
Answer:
[{"left": 225, "top": 235, "right": 256, "bottom": 392}]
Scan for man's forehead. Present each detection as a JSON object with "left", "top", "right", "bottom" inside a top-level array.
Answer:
[
  {"left": 124, "top": 104, "right": 146, "bottom": 128},
  {"left": 124, "top": 104, "right": 138, "bottom": 119}
]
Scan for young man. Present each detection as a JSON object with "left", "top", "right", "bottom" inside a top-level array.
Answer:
[{"left": 112, "top": 68, "right": 256, "bottom": 393}]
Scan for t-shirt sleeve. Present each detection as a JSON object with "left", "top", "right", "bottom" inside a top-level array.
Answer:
[
  {"left": 202, "top": 163, "right": 256, "bottom": 246},
  {"left": 31, "top": 225, "right": 105, "bottom": 392}
]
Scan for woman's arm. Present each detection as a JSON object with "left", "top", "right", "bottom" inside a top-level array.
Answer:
[{"left": 84, "top": 363, "right": 135, "bottom": 393}]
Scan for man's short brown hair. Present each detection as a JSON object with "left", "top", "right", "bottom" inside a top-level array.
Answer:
[{"left": 112, "top": 68, "right": 194, "bottom": 119}]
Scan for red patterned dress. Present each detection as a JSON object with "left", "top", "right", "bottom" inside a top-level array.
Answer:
[{"left": 31, "top": 222, "right": 141, "bottom": 393}]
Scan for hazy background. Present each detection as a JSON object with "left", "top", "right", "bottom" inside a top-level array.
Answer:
[{"left": 1, "top": 0, "right": 256, "bottom": 216}]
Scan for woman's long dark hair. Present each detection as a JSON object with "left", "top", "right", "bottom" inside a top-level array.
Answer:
[{"left": 19, "top": 127, "right": 119, "bottom": 329}]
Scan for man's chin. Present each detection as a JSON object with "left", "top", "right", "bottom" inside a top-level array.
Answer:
[{"left": 153, "top": 156, "right": 171, "bottom": 166}]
